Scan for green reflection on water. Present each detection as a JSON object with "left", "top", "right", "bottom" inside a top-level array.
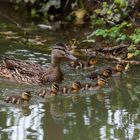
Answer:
[{"left": 0, "top": 38, "right": 140, "bottom": 140}]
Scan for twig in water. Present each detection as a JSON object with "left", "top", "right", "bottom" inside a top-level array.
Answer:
[{"left": 0, "top": 11, "right": 22, "bottom": 28}]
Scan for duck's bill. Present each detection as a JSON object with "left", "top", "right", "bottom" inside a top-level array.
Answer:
[{"left": 65, "top": 52, "right": 78, "bottom": 61}]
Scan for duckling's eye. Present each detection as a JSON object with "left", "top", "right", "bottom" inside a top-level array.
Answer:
[{"left": 119, "top": 66, "right": 124, "bottom": 69}]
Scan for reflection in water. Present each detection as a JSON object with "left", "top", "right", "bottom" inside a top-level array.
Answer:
[
  {"left": 0, "top": 41, "right": 140, "bottom": 140},
  {"left": 0, "top": 99, "right": 65, "bottom": 140}
]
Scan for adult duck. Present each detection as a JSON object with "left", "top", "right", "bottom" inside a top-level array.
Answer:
[{"left": 0, "top": 43, "right": 78, "bottom": 85}]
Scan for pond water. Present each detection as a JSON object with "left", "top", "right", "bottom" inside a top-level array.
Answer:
[{"left": 0, "top": 28, "right": 140, "bottom": 140}]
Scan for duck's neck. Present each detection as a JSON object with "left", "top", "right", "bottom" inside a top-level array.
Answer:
[{"left": 51, "top": 56, "right": 62, "bottom": 67}]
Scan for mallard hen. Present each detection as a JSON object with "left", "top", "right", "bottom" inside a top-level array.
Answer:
[{"left": 0, "top": 43, "right": 78, "bottom": 85}]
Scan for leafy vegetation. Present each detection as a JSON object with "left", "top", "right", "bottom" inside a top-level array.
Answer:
[
  {"left": 87, "top": 21, "right": 131, "bottom": 43},
  {"left": 0, "top": 0, "right": 140, "bottom": 56}
]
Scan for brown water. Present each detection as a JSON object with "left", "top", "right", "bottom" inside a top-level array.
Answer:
[{"left": 0, "top": 26, "right": 140, "bottom": 140}]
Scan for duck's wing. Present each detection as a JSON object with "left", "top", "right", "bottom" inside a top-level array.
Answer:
[
  {"left": 0, "top": 64, "right": 13, "bottom": 79},
  {"left": 2, "top": 56, "right": 46, "bottom": 76},
  {"left": 0, "top": 64, "right": 42, "bottom": 85}
]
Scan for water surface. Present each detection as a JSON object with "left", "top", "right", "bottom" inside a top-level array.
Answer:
[{"left": 0, "top": 35, "right": 140, "bottom": 140}]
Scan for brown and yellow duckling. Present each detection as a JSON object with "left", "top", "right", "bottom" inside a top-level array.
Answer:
[
  {"left": 69, "top": 56, "right": 97, "bottom": 69},
  {"left": 0, "top": 43, "right": 78, "bottom": 85},
  {"left": 60, "top": 81, "right": 81, "bottom": 94},
  {"left": 38, "top": 83, "right": 59, "bottom": 98},
  {"left": 87, "top": 63, "right": 125, "bottom": 80},
  {"left": 4, "top": 91, "right": 31, "bottom": 104},
  {"left": 110, "top": 63, "right": 126, "bottom": 76},
  {"left": 82, "top": 75, "right": 107, "bottom": 90},
  {"left": 86, "top": 68, "right": 112, "bottom": 80}
]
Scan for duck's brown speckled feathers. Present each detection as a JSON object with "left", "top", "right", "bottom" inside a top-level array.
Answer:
[{"left": 3, "top": 56, "right": 46, "bottom": 76}]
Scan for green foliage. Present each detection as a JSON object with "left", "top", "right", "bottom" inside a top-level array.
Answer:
[
  {"left": 87, "top": 21, "right": 131, "bottom": 42},
  {"left": 86, "top": 21, "right": 140, "bottom": 56},
  {"left": 91, "top": 0, "right": 128, "bottom": 25},
  {"left": 129, "top": 29, "right": 140, "bottom": 44},
  {"left": 128, "top": 29, "right": 140, "bottom": 56}
]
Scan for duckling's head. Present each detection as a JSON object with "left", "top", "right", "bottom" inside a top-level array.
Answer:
[
  {"left": 72, "top": 81, "right": 81, "bottom": 91},
  {"left": 51, "top": 83, "right": 59, "bottom": 95},
  {"left": 115, "top": 63, "right": 125, "bottom": 72},
  {"left": 21, "top": 91, "right": 31, "bottom": 101},
  {"left": 97, "top": 76, "right": 106, "bottom": 87},
  {"left": 88, "top": 56, "right": 97, "bottom": 66},
  {"left": 51, "top": 43, "right": 78, "bottom": 64},
  {"left": 102, "top": 68, "right": 112, "bottom": 78}
]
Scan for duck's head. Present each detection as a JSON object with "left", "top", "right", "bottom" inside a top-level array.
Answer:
[
  {"left": 115, "top": 63, "right": 125, "bottom": 72},
  {"left": 51, "top": 83, "right": 59, "bottom": 95},
  {"left": 97, "top": 76, "right": 106, "bottom": 87},
  {"left": 51, "top": 43, "right": 78, "bottom": 65},
  {"left": 102, "top": 68, "right": 112, "bottom": 78},
  {"left": 21, "top": 91, "right": 32, "bottom": 101},
  {"left": 88, "top": 56, "right": 97, "bottom": 66},
  {"left": 72, "top": 81, "right": 81, "bottom": 91}
]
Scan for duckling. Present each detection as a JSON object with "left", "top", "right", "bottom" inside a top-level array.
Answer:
[
  {"left": 38, "top": 83, "right": 59, "bottom": 98},
  {"left": 86, "top": 68, "right": 112, "bottom": 80},
  {"left": 4, "top": 91, "right": 31, "bottom": 104},
  {"left": 82, "top": 75, "right": 106, "bottom": 90},
  {"left": 0, "top": 43, "right": 78, "bottom": 85},
  {"left": 111, "top": 63, "right": 125, "bottom": 75},
  {"left": 69, "top": 56, "right": 97, "bottom": 69},
  {"left": 60, "top": 81, "right": 81, "bottom": 94},
  {"left": 87, "top": 63, "right": 125, "bottom": 80}
]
